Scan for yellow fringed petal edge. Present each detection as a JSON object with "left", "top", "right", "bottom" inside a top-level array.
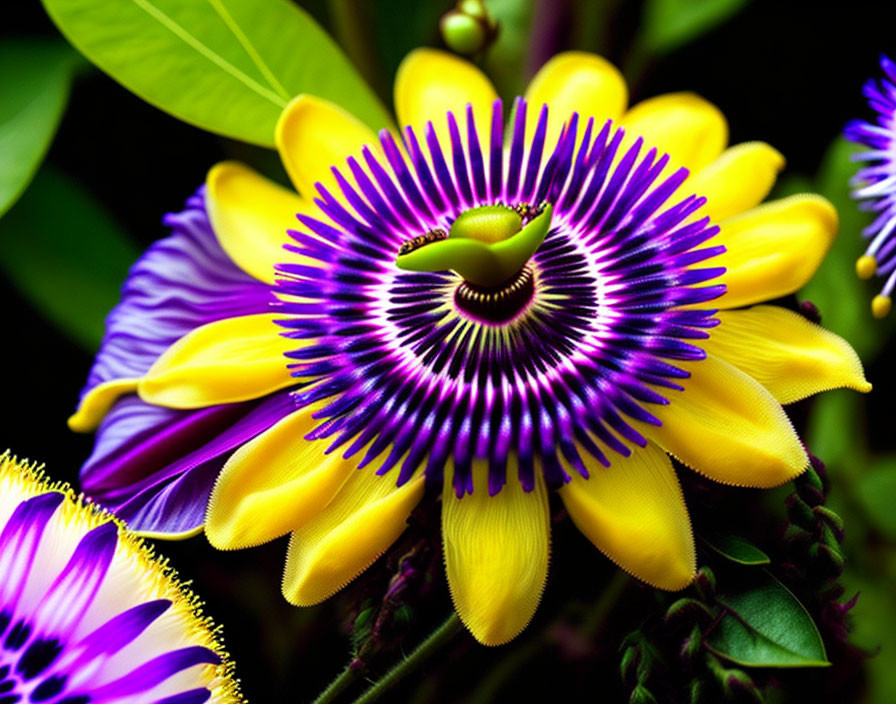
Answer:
[
  {"left": 703, "top": 306, "right": 871, "bottom": 404},
  {"left": 442, "top": 461, "right": 550, "bottom": 646},
  {"left": 282, "top": 468, "right": 424, "bottom": 606},
  {"left": 560, "top": 441, "right": 695, "bottom": 590},
  {"left": 139, "top": 313, "right": 297, "bottom": 409}
]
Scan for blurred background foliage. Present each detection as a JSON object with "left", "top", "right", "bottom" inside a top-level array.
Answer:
[{"left": 3, "top": 0, "right": 896, "bottom": 702}]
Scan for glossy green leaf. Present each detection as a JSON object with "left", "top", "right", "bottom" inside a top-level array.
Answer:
[
  {"left": 703, "top": 533, "right": 770, "bottom": 566},
  {"left": 0, "top": 168, "right": 139, "bottom": 349},
  {"left": 705, "top": 570, "right": 829, "bottom": 668},
  {"left": 642, "top": 0, "right": 750, "bottom": 53},
  {"left": 0, "top": 40, "right": 82, "bottom": 220},
  {"left": 856, "top": 457, "right": 896, "bottom": 540},
  {"left": 41, "top": 0, "right": 392, "bottom": 146}
]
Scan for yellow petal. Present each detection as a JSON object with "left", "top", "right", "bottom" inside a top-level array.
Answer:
[
  {"left": 639, "top": 355, "right": 808, "bottom": 487},
  {"left": 205, "top": 405, "right": 354, "bottom": 550},
  {"left": 394, "top": 48, "right": 497, "bottom": 150},
  {"left": 711, "top": 195, "right": 838, "bottom": 309},
  {"left": 138, "top": 313, "right": 296, "bottom": 408},
  {"left": 524, "top": 51, "right": 627, "bottom": 149},
  {"left": 282, "top": 468, "right": 425, "bottom": 605},
  {"left": 205, "top": 161, "right": 320, "bottom": 284},
  {"left": 559, "top": 441, "right": 694, "bottom": 590},
  {"left": 621, "top": 92, "right": 728, "bottom": 172},
  {"left": 68, "top": 378, "right": 139, "bottom": 433},
  {"left": 275, "top": 94, "right": 380, "bottom": 200},
  {"left": 442, "top": 461, "right": 550, "bottom": 646},
  {"left": 703, "top": 306, "right": 872, "bottom": 404},
  {"left": 685, "top": 142, "right": 785, "bottom": 222}
]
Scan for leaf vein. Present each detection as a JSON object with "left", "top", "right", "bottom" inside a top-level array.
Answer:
[
  {"left": 130, "top": 0, "right": 287, "bottom": 108},
  {"left": 206, "top": 0, "right": 291, "bottom": 102}
]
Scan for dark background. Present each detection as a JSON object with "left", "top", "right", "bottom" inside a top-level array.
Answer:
[{"left": 3, "top": 1, "right": 896, "bottom": 702}]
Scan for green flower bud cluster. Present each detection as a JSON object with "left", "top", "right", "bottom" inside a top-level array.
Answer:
[
  {"left": 440, "top": 0, "right": 499, "bottom": 57},
  {"left": 620, "top": 566, "right": 768, "bottom": 704},
  {"left": 350, "top": 520, "right": 441, "bottom": 671},
  {"left": 782, "top": 456, "right": 847, "bottom": 592}
]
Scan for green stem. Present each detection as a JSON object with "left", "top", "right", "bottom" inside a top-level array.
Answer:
[
  {"left": 351, "top": 614, "right": 464, "bottom": 704},
  {"left": 311, "top": 661, "right": 362, "bottom": 704},
  {"left": 468, "top": 570, "right": 631, "bottom": 704},
  {"left": 579, "top": 569, "right": 631, "bottom": 638}
]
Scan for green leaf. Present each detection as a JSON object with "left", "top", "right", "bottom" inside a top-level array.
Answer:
[
  {"left": 642, "top": 0, "right": 750, "bottom": 54},
  {"left": 856, "top": 456, "right": 896, "bottom": 540},
  {"left": 0, "top": 39, "right": 82, "bottom": 220},
  {"left": 703, "top": 533, "right": 770, "bottom": 566},
  {"left": 705, "top": 570, "right": 830, "bottom": 668},
  {"left": 0, "top": 167, "right": 140, "bottom": 349},
  {"left": 41, "top": 0, "right": 392, "bottom": 146}
]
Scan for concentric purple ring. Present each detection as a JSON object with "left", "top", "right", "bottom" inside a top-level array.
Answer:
[{"left": 274, "top": 98, "right": 726, "bottom": 496}]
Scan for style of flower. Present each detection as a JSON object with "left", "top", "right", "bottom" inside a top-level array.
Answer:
[
  {"left": 846, "top": 54, "right": 896, "bottom": 318},
  {"left": 0, "top": 452, "right": 240, "bottom": 703},
  {"left": 71, "top": 50, "right": 870, "bottom": 645}
]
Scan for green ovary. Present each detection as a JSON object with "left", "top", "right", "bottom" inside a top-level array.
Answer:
[{"left": 395, "top": 203, "right": 553, "bottom": 288}]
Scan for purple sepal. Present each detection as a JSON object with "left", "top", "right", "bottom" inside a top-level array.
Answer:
[
  {"left": 113, "top": 461, "right": 221, "bottom": 535},
  {"left": 81, "top": 396, "right": 256, "bottom": 495},
  {"left": 77, "top": 186, "right": 272, "bottom": 403},
  {"left": 82, "top": 392, "right": 295, "bottom": 535}
]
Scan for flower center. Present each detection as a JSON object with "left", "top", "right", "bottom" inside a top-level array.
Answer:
[
  {"left": 278, "top": 98, "right": 726, "bottom": 495},
  {"left": 395, "top": 201, "right": 551, "bottom": 322},
  {"left": 395, "top": 201, "right": 552, "bottom": 285}
]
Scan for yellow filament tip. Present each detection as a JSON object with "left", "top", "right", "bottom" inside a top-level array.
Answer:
[
  {"left": 856, "top": 254, "right": 877, "bottom": 280},
  {"left": 872, "top": 294, "right": 892, "bottom": 319}
]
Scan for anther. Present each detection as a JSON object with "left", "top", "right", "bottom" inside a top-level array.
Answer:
[{"left": 398, "top": 228, "right": 448, "bottom": 255}]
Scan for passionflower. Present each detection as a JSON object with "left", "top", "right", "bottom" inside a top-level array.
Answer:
[
  {"left": 846, "top": 54, "right": 896, "bottom": 318},
  {"left": 0, "top": 452, "right": 240, "bottom": 703},
  {"left": 71, "top": 50, "right": 870, "bottom": 645}
]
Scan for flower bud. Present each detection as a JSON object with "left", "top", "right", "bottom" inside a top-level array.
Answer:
[
  {"left": 809, "top": 542, "right": 845, "bottom": 579},
  {"left": 798, "top": 300, "right": 822, "bottom": 324},
  {"left": 630, "top": 684, "right": 659, "bottom": 704},
  {"left": 439, "top": 0, "right": 498, "bottom": 56},
  {"left": 665, "top": 597, "right": 715, "bottom": 626},
  {"left": 785, "top": 494, "right": 817, "bottom": 532},
  {"left": 813, "top": 505, "right": 845, "bottom": 541},
  {"left": 620, "top": 643, "right": 642, "bottom": 684},
  {"left": 680, "top": 624, "right": 703, "bottom": 668},
  {"left": 721, "top": 669, "right": 761, "bottom": 702},
  {"left": 694, "top": 567, "right": 717, "bottom": 602}
]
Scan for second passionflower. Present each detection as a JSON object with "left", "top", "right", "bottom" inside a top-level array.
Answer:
[{"left": 71, "top": 50, "right": 869, "bottom": 645}]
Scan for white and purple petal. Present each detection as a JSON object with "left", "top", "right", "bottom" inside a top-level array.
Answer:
[
  {"left": 845, "top": 54, "right": 896, "bottom": 315},
  {"left": 0, "top": 455, "right": 241, "bottom": 704}
]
